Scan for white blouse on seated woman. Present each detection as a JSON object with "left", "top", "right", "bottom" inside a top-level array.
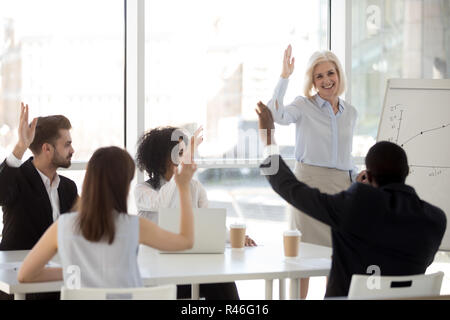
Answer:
[
  {"left": 134, "top": 178, "right": 231, "bottom": 242},
  {"left": 134, "top": 177, "right": 208, "bottom": 223}
]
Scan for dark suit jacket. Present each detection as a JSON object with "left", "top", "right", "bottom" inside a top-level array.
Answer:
[
  {"left": 261, "top": 154, "right": 447, "bottom": 297},
  {"left": 0, "top": 157, "right": 78, "bottom": 250}
]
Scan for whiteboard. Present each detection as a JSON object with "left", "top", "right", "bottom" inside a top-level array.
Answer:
[{"left": 377, "top": 79, "right": 450, "bottom": 251}]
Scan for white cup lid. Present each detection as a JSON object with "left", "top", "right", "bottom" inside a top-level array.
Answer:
[
  {"left": 230, "top": 223, "right": 246, "bottom": 229},
  {"left": 284, "top": 230, "right": 301, "bottom": 236}
]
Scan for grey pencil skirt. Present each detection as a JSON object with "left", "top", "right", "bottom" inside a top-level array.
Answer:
[{"left": 288, "top": 162, "right": 351, "bottom": 248}]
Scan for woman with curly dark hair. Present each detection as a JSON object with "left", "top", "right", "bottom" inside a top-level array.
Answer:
[
  {"left": 134, "top": 126, "right": 253, "bottom": 300},
  {"left": 134, "top": 126, "right": 207, "bottom": 223}
]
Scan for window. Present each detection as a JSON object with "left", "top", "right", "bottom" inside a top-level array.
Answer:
[
  {"left": 144, "top": 0, "right": 329, "bottom": 239},
  {"left": 0, "top": 0, "right": 124, "bottom": 162},
  {"left": 0, "top": 0, "right": 124, "bottom": 235},
  {"left": 145, "top": 0, "right": 328, "bottom": 160},
  {"left": 351, "top": 0, "right": 450, "bottom": 156}
]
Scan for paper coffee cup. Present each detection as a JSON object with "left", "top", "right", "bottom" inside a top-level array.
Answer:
[
  {"left": 230, "top": 223, "right": 246, "bottom": 249},
  {"left": 283, "top": 230, "right": 301, "bottom": 258}
]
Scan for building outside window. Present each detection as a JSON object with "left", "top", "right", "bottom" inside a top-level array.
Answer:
[{"left": 351, "top": 0, "right": 450, "bottom": 156}]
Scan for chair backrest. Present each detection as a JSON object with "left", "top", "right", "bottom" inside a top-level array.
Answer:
[
  {"left": 348, "top": 272, "right": 444, "bottom": 299},
  {"left": 60, "top": 284, "right": 176, "bottom": 300}
]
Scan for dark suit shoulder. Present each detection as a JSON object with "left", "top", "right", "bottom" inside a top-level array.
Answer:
[
  {"left": 0, "top": 158, "right": 20, "bottom": 173},
  {"left": 18, "top": 157, "right": 43, "bottom": 183},
  {"left": 58, "top": 174, "right": 76, "bottom": 186},
  {"left": 421, "top": 199, "right": 446, "bottom": 217},
  {"left": 21, "top": 157, "right": 36, "bottom": 169},
  {"left": 0, "top": 158, "right": 9, "bottom": 169},
  {"left": 421, "top": 200, "right": 447, "bottom": 231},
  {"left": 0, "top": 158, "right": 26, "bottom": 205},
  {"left": 346, "top": 182, "right": 385, "bottom": 201},
  {"left": 57, "top": 174, "right": 78, "bottom": 214},
  {"left": 58, "top": 174, "right": 78, "bottom": 196}
]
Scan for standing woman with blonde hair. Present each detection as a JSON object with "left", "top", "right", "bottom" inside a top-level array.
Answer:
[{"left": 267, "top": 45, "right": 358, "bottom": 298}]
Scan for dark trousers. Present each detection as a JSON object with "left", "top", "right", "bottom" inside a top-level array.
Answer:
[{"left": 177, "top": 282, "right": 239, "bottom": 300}]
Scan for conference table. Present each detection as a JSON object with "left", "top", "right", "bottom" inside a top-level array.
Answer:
[{"left": 0, "top": 242, "right": 331, "bottom": 300}]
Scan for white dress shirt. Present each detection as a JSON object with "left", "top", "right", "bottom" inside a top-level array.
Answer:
[
  {"left": 6, "top": 153, "right": 61, "bottom": 221},
  {"left": 268, "top": 77, "right": 359, "bottom": 180}
]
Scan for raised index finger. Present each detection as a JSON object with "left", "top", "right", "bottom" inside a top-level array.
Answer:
[
  {"left": 20, "top": 102, "right": 25, "bottom": 122},
  {"left": 190, "top": 136, "right": 195, "bottom": 163},
  {"left": 23, "top": 103, "right": 29, "bottom": 124}
]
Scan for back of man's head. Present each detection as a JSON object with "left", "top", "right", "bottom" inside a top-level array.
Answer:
[
  {"left": 365, "top": 141, "right": 409, "bottom": 187},
  {"left": 29, "top": 115, "right": 71, "bottom": 155}
]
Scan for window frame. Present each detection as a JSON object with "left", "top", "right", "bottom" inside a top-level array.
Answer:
[{"left": 63, "top": 0, "right": 366, "bottom": 178}]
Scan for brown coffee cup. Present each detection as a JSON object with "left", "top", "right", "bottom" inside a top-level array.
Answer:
[
  {"left": 230, "top": 223, "right": 246, "bottom": 249},
  {"left": 283, "top": 230, "right": 301, "bottom": 258}
]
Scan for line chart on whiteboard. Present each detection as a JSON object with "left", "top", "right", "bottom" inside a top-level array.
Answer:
[{"left": 382, "top": 103, "right": 450, "bottom": 176}]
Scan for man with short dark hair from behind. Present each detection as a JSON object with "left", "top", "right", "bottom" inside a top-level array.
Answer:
[
  {"left": 255, "top": 101, "right": 446, "bottom": 298},
  {"left": 0, "top": 103, "right": 78, "bottom": 299}
]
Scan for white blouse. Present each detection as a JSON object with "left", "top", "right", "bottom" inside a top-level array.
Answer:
[
  {"left": 134, "top": 178, "right": 231, "bottom": 242},
  {"left": 58, "top": 212, "right": 142, "bottom": 288},
  {"left": 134, "top": 178, "right": 208, "bottom": 224},
  {"left": 268, "top": 77, "right": 359, "bottom": 180}
]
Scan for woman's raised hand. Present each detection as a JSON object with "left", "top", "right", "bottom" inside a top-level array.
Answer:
[
  {"left": 181, "top": 126, "right": 203, "bottom": 164},
  {"left": 281, "top": 44, "right": 295, "bottom": 79},
  {"left": 193, "top": 126, "right": 204, "bottom": 148},
  {"left": 174, "top": 136, "right": 197, "bottom": 187}
]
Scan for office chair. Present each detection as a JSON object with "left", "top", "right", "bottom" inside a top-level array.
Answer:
[{"left": 348, "top": 271, "right": 444, "bottom": 299}]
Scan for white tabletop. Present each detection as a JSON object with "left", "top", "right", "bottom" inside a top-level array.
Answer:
[
  {"left": 138, "top": 243, "right": 332, "bottom": 286},
  {"left": 0, "top": 242, "right": 331, "bottom": 298},
  {"left": 0, "top": 250, "right": 63, "bottom": 295}
]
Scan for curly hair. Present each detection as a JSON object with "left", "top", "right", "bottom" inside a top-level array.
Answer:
[{"left": 136, "top": 126, "right": 188, "bottom": 190}]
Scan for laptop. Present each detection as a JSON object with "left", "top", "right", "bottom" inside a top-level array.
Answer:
[{"left": 158, "top": 208, "right": 226, "bottom": 254}]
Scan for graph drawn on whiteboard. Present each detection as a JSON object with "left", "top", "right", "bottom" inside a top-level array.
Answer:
[
  {"left": 382, "top": 103, "right": 450, "bottom": 170},
  {"left": 377, "top": 79, "right": 450, "bottom": 251}
]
